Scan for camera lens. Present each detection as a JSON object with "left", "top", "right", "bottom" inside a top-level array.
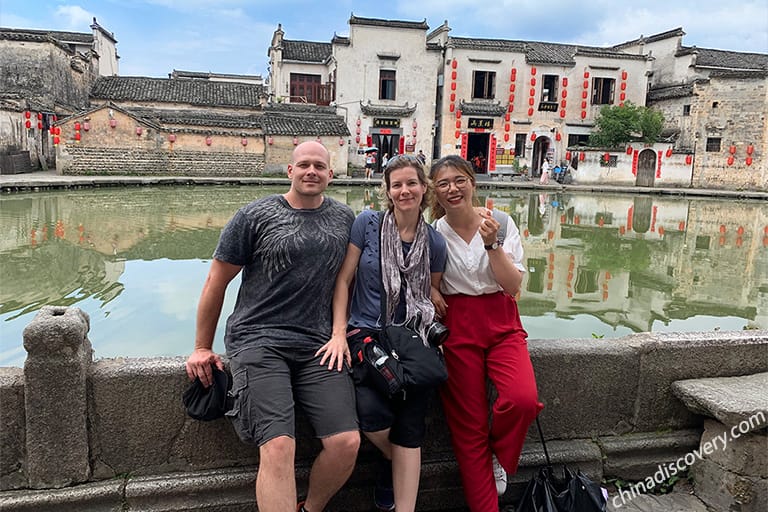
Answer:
[{"left": 426, "top": 322, "right": 450, "bottom": 347}]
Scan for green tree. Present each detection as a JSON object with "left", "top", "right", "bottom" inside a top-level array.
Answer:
[{"left": 588, "top": 101, "right": 664, "bottom": 147}]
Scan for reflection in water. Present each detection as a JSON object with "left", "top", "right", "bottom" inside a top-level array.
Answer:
[{"left": 1, "top": 185, "right": 766, "bottom": 367}]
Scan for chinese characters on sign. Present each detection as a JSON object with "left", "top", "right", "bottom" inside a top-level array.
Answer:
[
  {"left": 467, "top": 118, "right": 494, "bottom": 129},
  {"left": 373, "top": 118, "right": 400, "bottom": 128}
]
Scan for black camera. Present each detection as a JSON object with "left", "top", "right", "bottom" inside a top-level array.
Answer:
[{"left": 425, "top": 321, "right": 450, "bottom": 347}]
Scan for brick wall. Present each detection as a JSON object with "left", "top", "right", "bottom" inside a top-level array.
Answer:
[{"left": 60, "top": 146, "right": 265, "bottom": 176}]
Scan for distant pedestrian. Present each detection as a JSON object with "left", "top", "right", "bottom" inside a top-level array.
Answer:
[
  {"left": 539, "top": 158, "right": 550, "bottom": 185},
  {"left": 366, "top": 152, "right": 375, "bottom": 180},
  {"left": 416, "top": 149, "right": 426, "bottom": 165}
]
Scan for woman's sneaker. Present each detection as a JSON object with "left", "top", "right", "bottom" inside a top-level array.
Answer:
[
  {"left": 492, "top": 454, "right": 507, "bottom": 496},
  {"left": 374, "top": 457, "right": 395, "bottom": 511}
]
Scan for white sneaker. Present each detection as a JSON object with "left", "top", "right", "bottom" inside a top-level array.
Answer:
[{"left": 492, "top": 454, "right": 507, "bottom": 496}]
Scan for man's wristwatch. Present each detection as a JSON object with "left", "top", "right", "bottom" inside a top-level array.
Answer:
[{"left": 484, "top": 241, "right": 500, "bottom": 251}]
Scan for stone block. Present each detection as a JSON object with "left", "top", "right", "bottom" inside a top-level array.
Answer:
[
  {"left": 23, "top": 306, "right": 91, "bottom": 489},
  {"left": 0, "top": 368, "right": 25, "bottom": 490},
  {"left": 701, "top": 419, "right": 768, "bottom": 478},
  {"left": 672, "top": 373, "right": 768, "bottom": 432},
  {"left": 0, "top": 476, "right": 123, "bottom": 511},
  {"left": 692, "top": 457, "right": 767, "bottom": 512},
  {"left": 600, "top": 429, "right": 701, "bottom": 481},
  {"left": 633, "top": 331, "right": 768, "bottom": 432},
  {"left": 528, "top": 338, "right": 640, "bottom": 439}
]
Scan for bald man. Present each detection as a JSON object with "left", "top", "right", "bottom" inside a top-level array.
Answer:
[{"left": 186, "top": 141, "right": 359, "bottom": 512}]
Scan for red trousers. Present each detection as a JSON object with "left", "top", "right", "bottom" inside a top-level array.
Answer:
[{"left": 440, "top": 292, "right": 541, "bottom": 512}]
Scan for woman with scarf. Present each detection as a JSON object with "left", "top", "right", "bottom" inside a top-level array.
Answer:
[
  {"left": 318, "top": 154, "right": 447, "bottom": 512},
  {"left": 429, "top": 155, "right": 541, "bottom": 512}
]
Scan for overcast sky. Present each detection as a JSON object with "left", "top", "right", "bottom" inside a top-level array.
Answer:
[{"left": 2, "top": 0, "right": 766, "bottom": 78}]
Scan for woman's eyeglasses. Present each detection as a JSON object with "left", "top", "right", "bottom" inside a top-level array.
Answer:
[{"left": 434, "top": 176, "right": 470, "bottom": 192}]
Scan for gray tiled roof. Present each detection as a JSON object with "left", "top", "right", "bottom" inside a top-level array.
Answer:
[
  {"left": 678, "top": 47, "right": 768, "bottom": 71},
  {"left": 359, "top": 101, "right": 417, "bottom": 117},
  {"left": 458, "top": 101, "right": 508, "bottom": 117},
  {"left": 282, "top": 40, "right": 332, "bottom": 62},
  {"left": 332, "top": 34, "right": 350, "bottom": 46},
  {"left": 613, "top": 28, "right": 685, "bottom": 50},
  {"left": 349, "top": 15, "right": 429, "bottom": 31},
  {"left": 449, "top": 37, "right": 644, "bottom": 65},
  {"left": 264, "top": 103, "right": 337, "bottom": 115},
  {"left": 646, "top": 83, "right": 695, "bottom": 102},
  {"left": 260, "top": 112, "right": 349, "bottom": 136},
  {"left": 90, "top": 76, "right": 266, "bottom": 107},
  {"left": 0, "top": 27, "right": 92, "bottom": 44},
  {"left": 125, "top": 107, "right": 262, "bottom": 129}
]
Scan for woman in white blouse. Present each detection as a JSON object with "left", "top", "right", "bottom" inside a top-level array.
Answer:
[{"left": 428, "top": 155, "right": 541, "bottom": 512}]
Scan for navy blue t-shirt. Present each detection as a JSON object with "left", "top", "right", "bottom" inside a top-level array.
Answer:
[{"left": 347, "top": 209, "right": 447, "bottom": 329}]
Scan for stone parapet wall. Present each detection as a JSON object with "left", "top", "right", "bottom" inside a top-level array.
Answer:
[
  {"left": 59, "top": 146, "right": 265, "bottom": 176},
  {"left": 1, "top": 307, "right": 766, "bottom": 510}
]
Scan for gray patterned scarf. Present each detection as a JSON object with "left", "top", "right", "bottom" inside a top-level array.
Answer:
[{"left": 380, "top": 210, "right": 434, "bottom": 345}]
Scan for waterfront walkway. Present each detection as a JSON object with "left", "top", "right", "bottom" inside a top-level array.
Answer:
[{"left": 2, "top": 169, "right": 767, "bottom": 201}]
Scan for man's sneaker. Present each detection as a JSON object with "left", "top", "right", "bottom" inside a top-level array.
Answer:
[
  {"left": 492, "top": 454, "right": 507, "bottom": 496},
  {"left": 374, "top": 457, "right": 395, "bottom": 511}
]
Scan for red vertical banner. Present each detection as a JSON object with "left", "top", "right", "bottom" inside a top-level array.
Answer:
[
  {"left": 656, "top": 151, "right": 663, "bottom": 178},
  {"left": 460, "top": 133, "right": 468, "bottom": 159},
  {"left": 488, "top": 135, "right": 497, "bottom": 171},
  {"left": 398, "top": 137, "right": 405, "bottom": 155},
  {"left": 632, "top": 149, "right": 639, "bottom": 176},
  {"left": 627, "top": 206, "right": 634, "bottom": 231},
  {"left": 651, "top": 205, "right": 658, "bottom": 232}
]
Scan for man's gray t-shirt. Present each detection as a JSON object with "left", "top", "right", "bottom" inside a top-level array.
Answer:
[{"left": 214, "top": 194, "right": 354, "bottom": 355}]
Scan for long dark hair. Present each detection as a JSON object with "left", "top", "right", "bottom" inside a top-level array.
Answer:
[{"left": 428, "top": 155, "right": 478, "bottom": 220}]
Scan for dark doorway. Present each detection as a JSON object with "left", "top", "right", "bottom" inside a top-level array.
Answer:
[
  {"left": 467, "top": 132, "right": 490, "bottom": 174},
  {"left": 636, "top": 149, "right": 656, "bottom": 187},
  {"left": 372, "top": 133, "right": 400, "bottom": 172},
  {"left": 532, "top": 137, "right": 551, "bottom": 177}
]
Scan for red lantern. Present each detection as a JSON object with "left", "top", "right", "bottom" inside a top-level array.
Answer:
[
  {"left": 74, "top": 122, "right": 81, "bottom": 131},
  {"left": 581, "top": 111, "right": 587, "bottom": 119},
  {"left": 451, "top": 60, "right": 457, "bottom": 69},
  {"left": 531, "top": 67, "right": 537, "bottom": 75},
  {"left": 565, "top": 151, "right": 571, "bottom": 160},
  {"left": 455, "top": 120, "right": 461, "bottom": 129},
  {"left": 412, "top": 119, "right": 418, "bottom": 129},
  {"left": 530, "top": 77, "right": 536, "bottom": 86},
  {"left": 527, "top": 107, "right": 534, "bottom": 116},
  {"left": 267, "top": 136, "right": 273, "bottom": 145},
  {"left": 509, "top": 93, "right": 515, "bottom": 103},
  {"left": 37, "top": 121, "right": 43, "bottom": 130},
  {"left": 559, "top": 110, "right": 566, "bottom": 118},
  {"left": 355, "top": 135, "right": 360, "bottom": 144},
  {"left": 528, "top": 97, "right": 534, "bottom": 106},
  {"left": 746, "top": 144, "right": 754, "bottom": 155},
  {"left": 504, "top": 113, "right": 510, "bottom": 122},
  {"left": 626, "top": 146, "right": 633, "bottom": 155},
  {"left": 685, "top": 154, "right": 692, "bottom": 165},
  {"left": 603, "top": 152, "right": 610, "bottom": 161},
  {"left": 25, "top": 120, "right": 32, "bottom": 129},
  {"left": 621, "top": 70, "right": 628, "bottom": 80},
  {"left": 109, "top": 119, "right": 117, "bottom": 128},
  {"left": 727, "top": 155, "right": 734, "bottom": 166},
  {"left": 454, "top": 130, "right": 460, "bottom": 139},
  {"left": 449, "top": 103, "right": 455, "bottom": 112},
  {"left": 367, "top": 135, "right": 372, "bottom": 146},
  {"left": 53, "top": 115, "right": 57, "bottom": 121},
  {"left": 582, "top": 91, "right": 588, "bottom": 99},
  {"left": 451, "top": 71, "right": 457, "bottom": 80},
  {"left": 168, "top": 133, "right": 176, "bottom": 143},
  {"left": 579, "top": 152, "right": 585, "bottom": 161},
  {"left": 510, "top": 149, "right": 515, "bottom": 156},
  {"left": 508, "top": 104, "right": 514, "bottom": 113},
  {"left": 24, "top": 111, "right": 31, "bottom": 119},
  {"left": 530, "top": 132, "right": 536, "bottom": 141},
  {"left": 620, "top": 82, "right": 627, "bottom": 91},
  {"left": 729, "top": 145, "right": 736, "bottom": 154},
  {"left": 583, "top": 80, "right": 589, "bottom": 89},
  {"left": 74, "top": 132, "right": 81, "bottom": 142},
  {"left": 619, "top": 92, "right": 626, "bottom": 101},
  {"left": 412, "top": 130, "right": 417, "bottom": 137},
  {"left": 450, "top": 93, "right": 456, "bottom": 102},
  {"left": 82, "top": 121, "right": 90, "bottom": 131},
  {"left": 561, "top": 90, "right": 567, "bottom": 99},
  {"left": 136, "top": 126, "right": 143, "bottom": 136},
  {"left": 555, "top": 132, "right": 562, "bottom": 141},
  {"left": 294, "top": 136, "right": 299, "bottom": 145},
  {"left": 451, "top": 82, "right": 456, "bottom": 91},
  {"left": 562, "top": 77, "right": 568, "bottom": 87},
  {"left": 456, "top": 110, "right": 462, "bottom": 119},
  {"left": 504, "top": 133, "right": 510, "bottom": 142},
  {"left": 583, "top": 71, "right": 590, "bottom": 79},
  {"left": 338, "top": 137, "right": 345, "bottom": 146},
  {"left": 37, "top": 112, "right": 43, "bottom": 120},
  {"left": 241, "top": 137, "right": 248, "bottom": 146},
  {"left": 719, "top": 224, "right": 726, "bottom": 233},
  {"left": 206, "top": 136, "right": 212, "bottom": 146},
  {"left": 560, "top": 100, "right": 567, "bottom": 108},
  {"left": 665, "top": 147, "right": 673, "bottom": 158},
  {"left": 504, "top": 123, "right": 510, "bottom": 132},
  {"left": 53, "top": 136, "right": 60, "bottom": 145},
  {"left": 529, "top": 88, "right": 536, "bottom": 97},
  {"left": 746, "top": 156, "right": 753, "bottom": 166},
  {"left": 737, "top": 226, "right": 744, "bottom": 235}
]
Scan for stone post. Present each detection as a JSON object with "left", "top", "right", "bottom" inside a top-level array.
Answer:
[{"left": 23, "top": 306, "right": 92, "bottom": 488}]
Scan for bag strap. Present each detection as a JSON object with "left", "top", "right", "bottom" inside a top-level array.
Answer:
[
  {"left": 377, "top": 211, "right": 391, "bottom": 328},
  {"left": 491, "top": 208, "right": 507, "bottom": 245},
  {"left": 535, "top": 416, "right": 553, "bottom": 469}
]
